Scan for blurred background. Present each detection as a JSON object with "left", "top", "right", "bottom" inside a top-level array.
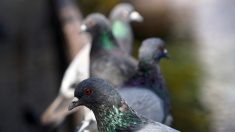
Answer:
[{"left": 0, "top": 0, "right": 235, "bottom": 131}]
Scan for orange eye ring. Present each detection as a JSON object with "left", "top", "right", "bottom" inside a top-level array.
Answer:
[{"left": 83, "top": 88, "right": 93, "bottom": 96}]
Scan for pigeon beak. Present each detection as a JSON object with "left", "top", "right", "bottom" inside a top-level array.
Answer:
[
  {"left": 68, "top": 97, "right": 80, "bottom": 111},
  {"left": 163, "top": 49, "right": 170, "bottom": 59},
  {"left": 79, "top": 24, "right": 88, "bottom": 33},
  {"left": 130, "top": 11, "right": 143, "bottom": 22}
]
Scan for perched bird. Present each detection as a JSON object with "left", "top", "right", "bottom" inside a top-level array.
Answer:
[
  {"left": 81, "top": 13, "right": 137, "bottom": 87},
  {"left": 68, "top": 77, "right": 178, "bottom": 132},
  {"left": 41, "top": 4, "right": 142, "bottom": 125},
  {"left": 110, "top": 3, "right": 143, "bottom": 54},
  {"left": 122, "top": 38, "right": 172, "bottom": 125},
  {"left": 73, "top": 13, "right": 139, "bottom": 132},
  {"left": 77, "top": 38, "right": 172, "bottom": 132}
]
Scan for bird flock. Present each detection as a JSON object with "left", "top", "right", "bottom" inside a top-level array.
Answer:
[{"left": 42, "top": 2, "right": 179, "bottom": 132}]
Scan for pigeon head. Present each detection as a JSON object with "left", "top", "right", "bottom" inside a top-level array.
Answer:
[
  {"left": 68, "top": 77, "right": 122, "bottom": 111},
  {"left": 110, "top": 3, "right": 143, "bottom": 22},
  {"left": 81, "top": 13, "right": 112, "bottom": 38},
  {"left": 69, "top": 78, "right": 145, "bottom": 131},
  {"left": 81, "top": 13, "right": 118, "bottom": 51},
  {"left": 139, "top": 38, "right": 168, "bottom": 65}
]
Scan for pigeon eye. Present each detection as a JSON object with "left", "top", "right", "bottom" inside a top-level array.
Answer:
[{"left": 83, "top": 88, "right": 93, "bottom": 96}]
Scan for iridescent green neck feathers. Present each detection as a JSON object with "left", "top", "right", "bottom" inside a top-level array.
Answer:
[
  {"left": 100, "top": 32, "right": 115, "bottom": 51},
  {"left": 112, "top": 21, "right": 129, "bottom": 38},
  {"left": 94, "top": 101, "right": 142, "bottom": 132}
]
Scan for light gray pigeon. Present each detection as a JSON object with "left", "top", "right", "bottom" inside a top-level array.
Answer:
[{"left": 110, "top": 3, "right": 143, "bottom": 54}]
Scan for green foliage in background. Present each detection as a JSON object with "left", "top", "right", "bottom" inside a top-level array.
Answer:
[{"left": 160, "top": 41, "right": 210, "bottom": 132}]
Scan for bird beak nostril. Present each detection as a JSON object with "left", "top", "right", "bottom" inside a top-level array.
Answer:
[
  {"left": 80, "top": 24, "right": 87, "bottom": 33},
  {"left": 72, "top": 97, "right": 79, "bottom": 103},
  {"left": 130, "top": 11, "right": 144, "bottom": 22},
  {"left": 68, "top": 97, "right": 80, "bottom": 111}
]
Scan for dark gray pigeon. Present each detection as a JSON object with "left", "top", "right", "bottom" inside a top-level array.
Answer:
[
  {"left": 68, "top": 77, "right": 178, "bottom": 132},
  {"left": 80, "top": 13, "right": 137, "bottom": 87},
  {"left": 123, "top": 38, "right": 172, "bottom": 125},
  {"left": 110, "top": 3, "right": 143, "bottom": 54}
]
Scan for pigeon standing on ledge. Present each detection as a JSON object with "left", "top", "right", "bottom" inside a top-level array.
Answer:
[
  {"left": 110, "top": 3, "right": 143, "bottom": 54},
  {"left": 123, "top": 38, "right": 172, "bottom": 125},
  {"left": 69, "top": 77, "right": 178, "bottom": 132}
]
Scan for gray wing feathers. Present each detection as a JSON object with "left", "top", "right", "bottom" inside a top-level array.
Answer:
[
  {"left": 91, "top": 55, "right": 137, "bottom": 87},
  {"left": 119, "top": 88, "right": 164, "bottom": 122}
]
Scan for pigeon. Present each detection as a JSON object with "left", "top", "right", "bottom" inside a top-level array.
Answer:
[
  {"left": 41, "top": 11, "right": 140, "bottom": 127},
  {"left": 73, "top": 14, "right": 138, "bottom": 131},
  {"left": 68, "top": 77, "right": 178, "bottom": 132},
  {"left": 121, "top": 38, "right": 172, "bottom": 125},
  {"left": 80, "top": 13, "right": 137, "bottom": 87},
  {"left": 76, "top": 38, "right": 172, "bottom": 132},
  {"left": 110, "top": 3, "right": 143, "bottom": 54}
]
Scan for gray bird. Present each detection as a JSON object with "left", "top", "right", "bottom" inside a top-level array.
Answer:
[
  {"left": 76, "top": 38, "right": 172, "bottom": 132},
  {"left": 80, "top": 13, "right": 137, "bottom": 87},
  {"left": 71, "top": 13, "right": 138, "bottom": 132},
  {"left": 110, "top": 3, "right": 143, "bottom": 54},
  {"left": 69, "top": 77, "right": 178, "bottom": 132},
  {"left": 41, "top": 2, "right": 143, "bottom": 128},
  {"left": 121, "top": 38, "right": 172, "bottom": 125}
]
